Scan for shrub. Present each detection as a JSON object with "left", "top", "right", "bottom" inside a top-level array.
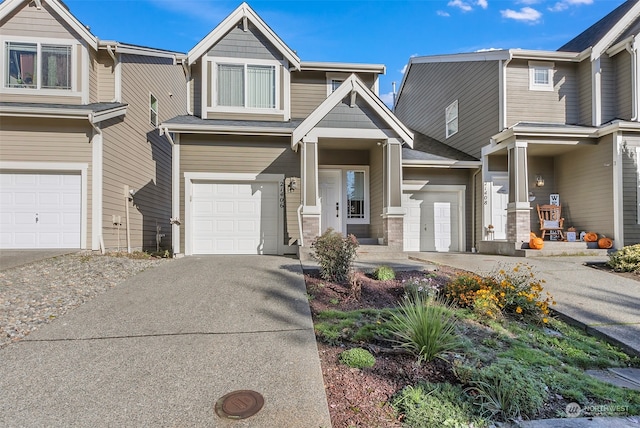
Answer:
[
  {"left": 392, "top": 382, "right": 486, "bottom": 428},
  {"left": 467, "top": 359, "right": 546, "bottom": 421},
  {"left": 445, "top": 264, "right": 554, "bottom": 323},
  {"left": 339, "top": 347, "right": 376, "bottom": 368},
  {"left": 311, "top": 228, "right": 359, "bottom": 283},
  {"left": 373, "top": 265, "right": 395, "bottom": 281},
  {"left": 389, "top": 292, "right": 461, "bottom": 363},
  {"left": 607, "top": 244, "right": 640, "bottom": 272}
]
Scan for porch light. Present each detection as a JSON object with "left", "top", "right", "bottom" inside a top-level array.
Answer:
[
  {"left": 535, "top": 175, "right": 544, "bottom": 187},
  {"left": 288, "top": 178, "right": 297, "bottom": 192}
]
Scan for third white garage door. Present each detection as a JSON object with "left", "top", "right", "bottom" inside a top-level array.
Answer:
[
  {"left": 191, "top": 181, "right": 279, "bottom": 255},
  {"left": 403, "top": 189, "right": 463, "bottom": 252}
]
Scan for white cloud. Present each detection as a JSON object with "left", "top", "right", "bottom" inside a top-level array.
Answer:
[
  {"left": 477, "top": 0, "right": 489, "bottom": 9},
  {"left": 448, "top": 0, "right": 473, "bottom": 12},
  {"left": 518, "top": 0, "right": 542, "bottom": 4},
  {"left": 549, "top": 0, "right": 593, "bottom": 12},
  {"left": 500, "top": 7, "right": 542, "bottom": 22},
  {"left": 380, "top": 91, "right": 395, "bottom": 108},
  {"left": 400, "top": 64, "right": 408, "bottom": 74},
  {"left": 476, "top": 47, "right": 503, "bottom": 52},
  {"left": 437, "top": 10, "right": 451, "bottom": 17}
]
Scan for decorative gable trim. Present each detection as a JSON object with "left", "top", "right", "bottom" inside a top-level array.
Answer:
[
  {"left": 0, "top": 0, "right": 98, "bottom": 50},
  {"left": 187, "top": 2, "right": 300, "bottom": 69},
  {"left": 591, "top": 1, "right": 640, "bottom": 60},
  {"left": 292, "top": 74, "right": 413, "bottom": 149}
]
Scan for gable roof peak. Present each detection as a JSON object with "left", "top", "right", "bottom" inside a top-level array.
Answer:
[{"left": 187, "top": 2, "right": 300, "bottom": 69}]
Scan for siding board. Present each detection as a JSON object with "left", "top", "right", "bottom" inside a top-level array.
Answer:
[
  {"left": 578, "top": 60, "right": 592, "bottom": 125},
  {"left": 614, "top": 51, "right": 633, "bottom": 121},
  {"left": 622, "top": 134, "right": 640, "bottom": 245},
  {"left": 208, "top": 23, "right": 282, "bottom": 61},
  {"left": 0, "top": 2, "right": 80, "bottom": 39}
]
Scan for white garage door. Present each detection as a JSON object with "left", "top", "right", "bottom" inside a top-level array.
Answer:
[
  {"left": 0, "top": 172, "right": 81, "bottom": 249},
  {"left": 191, "top": 181, "right": 279, "bottom": 254},
  {"left": 403, "top": 191, "right": 460, "bottom": 252}
]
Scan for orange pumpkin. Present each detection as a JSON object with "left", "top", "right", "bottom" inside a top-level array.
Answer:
[
  {"left": 584, "top": 232, "right": 598, "bottom": 242},
  {"left": 529, "top": 237, "right": 544, "bottom": 250},
  {"left": 598, "top": 237, "right": 613, "bottom": 249},
  {"left": 530, "top": 232, "right": 537, "bottom": 239}
]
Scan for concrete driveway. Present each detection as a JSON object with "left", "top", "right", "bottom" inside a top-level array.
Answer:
[
  {"left": 0, "top": 249, "right": 75, "bottom": 271},
  {"left": 0, "top": 255, "right": 331, "bottom": 427}
]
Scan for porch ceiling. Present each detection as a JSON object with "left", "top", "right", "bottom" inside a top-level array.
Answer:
[
  {"left": 317, "top": 138, "right": 381, "bottom": 150},
  {"left": 488, "top": 140, "right": 598, "bottom": 157}
]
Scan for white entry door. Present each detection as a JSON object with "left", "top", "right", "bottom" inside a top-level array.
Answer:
[
  {"left": 0, "top": 172, "right": 82, "bottom": 249},
  {"left": 403, "top": 190, "right": 462, "bottom": 252},
  {"left": 490, "top": 178, "right": 509, "bottom": 240},
  {"left": 319, "top": 169, "right": 342, "bottom": 234}
]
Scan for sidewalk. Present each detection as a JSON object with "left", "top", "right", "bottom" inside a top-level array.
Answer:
[{"left": 0, "top": 255, "right": 331, "bottom": 427}]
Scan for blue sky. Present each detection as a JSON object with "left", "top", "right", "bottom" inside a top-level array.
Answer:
[{"left": 63, "top": 0, "right": 626, "bottom": 105}]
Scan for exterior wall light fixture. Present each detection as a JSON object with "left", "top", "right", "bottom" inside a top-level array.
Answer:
[{"left": 535, "top": 175, "right": 545, "bottom": 187}]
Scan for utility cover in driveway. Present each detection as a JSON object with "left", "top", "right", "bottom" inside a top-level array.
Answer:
[
  {"left": 214, "top": 390, "right": 264, "bottom": 419},
  {"left": 191, "top": 181, "right": 278, "bottom": 254}
]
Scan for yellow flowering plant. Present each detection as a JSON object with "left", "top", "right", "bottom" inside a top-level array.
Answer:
[{"left": 445, "top": 263, "right": 555, "bottom": 323}]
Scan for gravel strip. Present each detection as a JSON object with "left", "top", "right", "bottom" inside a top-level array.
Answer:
[{"left": 0, "top": 252, "right": 169, "bottom": 348}]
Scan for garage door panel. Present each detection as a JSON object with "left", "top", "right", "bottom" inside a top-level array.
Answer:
[
  {"left": 404, "top": 190, "right": 460, "bottom": 253},
  {"left": 191, "top": 181, "right": 279, "bottom": 255}
]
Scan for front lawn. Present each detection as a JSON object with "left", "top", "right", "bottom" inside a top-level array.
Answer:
[{"left": 305, "top": 265, "right": 640, "bottom": 427}]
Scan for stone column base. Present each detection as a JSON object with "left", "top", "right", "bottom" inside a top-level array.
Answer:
[
  {"left": 383, "top": 215, "right": 404, "bottom": 250},
  {"left": 507, "top": 207, "right": 531, "bottom": 243},
  {"left": 301, "top": 215, "right": 320, "bottom": 246}
]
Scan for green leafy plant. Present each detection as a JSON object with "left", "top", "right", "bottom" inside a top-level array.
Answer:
[
  {"left": 373, "top": 265, "right": 395, "bottom": 281},
  {"left": 607, "top": 243, "right": 640, "bottom": 272},
  {"left": 339, "top": 347, "right": 376, "bottom": 369},
  {"left": 392, "top": 382, "right": 487, "bottom": 428},
  {"left": 389, "top": 292, "right": 461, "bottom": 363},
  {"left": 311, "top": 228, "right": 359, "bottom": 283}
]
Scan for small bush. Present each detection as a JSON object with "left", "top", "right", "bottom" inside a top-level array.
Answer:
[
  {"left": 607, "top": 244, "right": 640, "bottom": 272},
  {"left": 311, "top": 228, "right": 359, "bottom": 283},
  {"left": 467, "top": 359, "right": 546, "bottom": 421},
  {"left": 389, "top": 292, "right": 461, "bottom": 363},
  {"left": 339, "top": 347, "right": 376, "bottom": 368},
  {"left": 373, "top": 265, "right": 395, "bottom": 281},
  {"left": 392, "top": 382, "right": 486, "bottom": 428},
  {"left": 403, "top": 274, "right": 440, "bottom": 299}
]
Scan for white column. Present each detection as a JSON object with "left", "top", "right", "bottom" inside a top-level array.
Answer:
[{"left": 172, "top": 134, "right": 181, "bottom": 255}]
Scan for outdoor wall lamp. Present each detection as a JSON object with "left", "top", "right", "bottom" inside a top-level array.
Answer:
[
  {"left": 288, "top": 178, "right": 297, "bottom": 192},
  {"left": 535, "top": 175, "right": 545, "bottom": 187}
]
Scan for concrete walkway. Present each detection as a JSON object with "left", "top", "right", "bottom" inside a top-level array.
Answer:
[
  {"left": 409, "top": 252, "right": 640, "bottom": 358},
  {"left": 0, "top": 255, "right": 331, "bottom": 427},
  {"left": 0, "top": 249, "right": 75, "bottom": 271}
]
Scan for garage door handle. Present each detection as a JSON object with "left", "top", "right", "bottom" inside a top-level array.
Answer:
[{"left": 336, "top": 202, "right": 339, "bottom": 218}]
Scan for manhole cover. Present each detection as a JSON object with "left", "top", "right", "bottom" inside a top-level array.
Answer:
[{"left": 214, "top": 390, "right": 264, "bottom": 419}]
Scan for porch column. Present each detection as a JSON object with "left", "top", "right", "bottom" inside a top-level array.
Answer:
[
  {"left": 507, "top": 141, "right": 531, "bottom": 243},
  {"left": 300, "top": 136, "right": 320, "bottom": 245},
  {"left": 381, "top": 138, "right": 404, "bottom": 249}
]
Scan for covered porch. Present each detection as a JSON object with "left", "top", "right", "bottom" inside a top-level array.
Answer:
[{"left": 477, "top": 123, "right": 619, "bottom": 256}]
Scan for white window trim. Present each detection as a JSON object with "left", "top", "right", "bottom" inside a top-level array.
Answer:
[
  {"left": 150, "top": 92, "right": 158, "bottom": 127},
  {"left": 0, "top": 36, "right": 81, "bottom": 97},
  {"left": 326, "top": 72, "right": 349, "bottom": 96},
  {"left": 207, "top": 56, "right": 283, "bottom": 116},
  {"left": 528, "top": 61, "right": 554, "bottom": 92},
  {"left": 445, "top": 99, "right": 458, "bottom": 139}
]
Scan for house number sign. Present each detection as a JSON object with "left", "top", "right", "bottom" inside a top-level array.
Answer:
[{"left": 279, "top": 181, "right": 285, "bottom": 208}]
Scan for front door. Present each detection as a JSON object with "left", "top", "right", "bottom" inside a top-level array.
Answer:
[
  {"left": 490, "top": 177, "right": 509, "bottom": 240},
  {"left": 319, "top": 169, "right": 342, "bottom": 233}
]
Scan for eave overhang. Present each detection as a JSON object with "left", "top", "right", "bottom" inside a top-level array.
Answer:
[
  {"left": 159, "top": 122, "right": 294, "bottom": 137},
  {"left": 0, "top": 104, "right": 127, "bottom": 123},
  {"left": 300, "top": 61, "right": 386, "bottom": 74},
  {"left": 402, "top": 160, "right": 482, "bottom": 169}
]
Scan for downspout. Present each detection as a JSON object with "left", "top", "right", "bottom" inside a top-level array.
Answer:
[
  {"left": 161, "top": 127, "right": 181, "bottom": 256},
  {"left": 88, "top": 115, "right": 105, "bottom": 254},
  {"left": 499, "top": 53, "right": 513, "bottom": 130},
  {"left": 182, "top": 61, "right": 193, "bottom": 115},
  {"left": 626, "top": 39, "right": 639, "bottom": 121},
  {"left": 297, "top": 204, "right": 304, "bottom": 247},
  {"left": 106, "top": 45, "right": 121, "bottom": 103}
]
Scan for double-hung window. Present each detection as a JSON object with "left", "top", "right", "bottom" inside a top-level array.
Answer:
[
  {"left": 529, "top": 61, "right": 554, "bottom": 91},
  {"left": 216, "top": 62, "right": 276, "bottom": 109},
  {"left": 150, "top": 93, "right": 158, "bottom": 126},
  {"left": 5, "top": 40, "right": 72, "bottom": 90}
]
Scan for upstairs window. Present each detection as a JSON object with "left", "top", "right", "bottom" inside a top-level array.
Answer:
[
  {"left": 5, "top": 41, "right": 72, "bottom": 90},
  {"left": 445, "top": 100, "right": 458, "bottom": 138},
  {"left": 326, "top": 72, "right": 348, "bottom": 96},
  {"left": 217, "top": 62, "right": 275, "bottom": 109},
  {"left": 529, "top": 61, "right": 554, "bottom": 91},
  {"left": 150, "top": 93, "right": 158, "bottom": 126}
]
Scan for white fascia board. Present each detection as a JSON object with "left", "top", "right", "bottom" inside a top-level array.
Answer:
[
  {"left": 300, "top": 61, "right": 386, "bottom": 74},
  {"left": 160, "top": 123, "right": 294, "bottom": 137},
  {"left": 592, "top": 1, "right": 640, "bottom": 60},
  {"left": 509, "top": 49, "right": 581, "bottom": 62},
  {"left": 492, "top": 124, "right": 598, "bottom": 143},
  {"left": 410, "top": 50, "right": 511, "bottom": 65},
  {"left": 90, "top": 106, "right": 127, "bottom": 123},
  {"left": 0, "top": 105, "right": 89, "bottom": 119},
  {"left": 187, "top": 2, "right": 300, "bottom": 69},
  {"left": 99, "top": 42, "right": 183, "bottom": 60},
  {"left": 606, "top": 36, "right": 635, "bottom": 57},
  {"left": 292, "top": 74, "right": 413, "bottom": 149},
  {"left": 402, "top": 160, "right": 482, "bottom": 168},
  {"left": 596, "top": 121, "right": 640, "bottom": 136}
]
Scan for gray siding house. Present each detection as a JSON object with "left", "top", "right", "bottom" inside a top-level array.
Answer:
[
  {"left": 395, "top": 0, "right": 640, "bottom": 254},
  {"left": 0, "top": 0, "right": 186, "bottom": 251}
]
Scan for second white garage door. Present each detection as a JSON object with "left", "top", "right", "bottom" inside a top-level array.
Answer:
[
  {"left": 403, "top": 189, "right": 463, "bottom": 252},
  {"left": 191, "top": 181, "right": 279, "bottom": 254}
]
